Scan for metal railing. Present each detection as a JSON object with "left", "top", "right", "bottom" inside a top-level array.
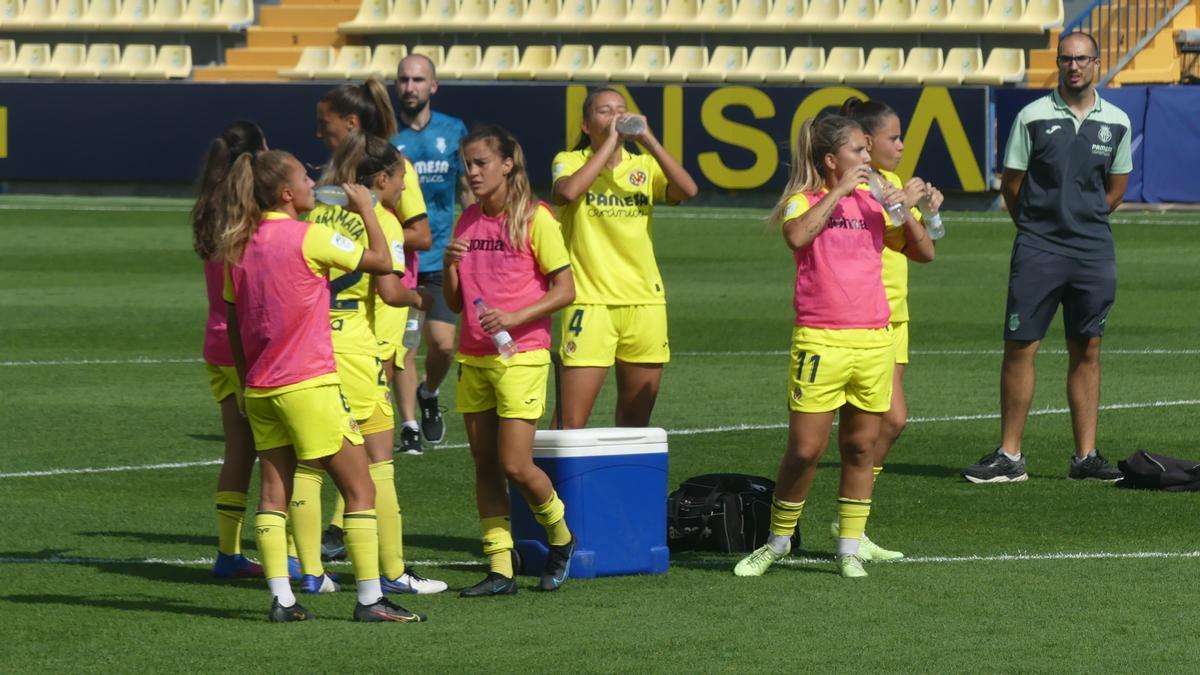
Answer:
[{"left": 1061, "top": 0, "right": 1193, "bottom": 85}]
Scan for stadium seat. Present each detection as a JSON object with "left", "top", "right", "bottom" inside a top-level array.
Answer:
[
  {"left": 800, "top": 0, "right": 841, "bottom": 27},
  {"left": 965, "top": 46, "right": 1024, "bottom": 84},
  {"left": 762, "top": 45, "right": 823, "bottom": 82},
  {"left": 361, "top": 43, "right": 407, "bottom": 78},
  {"left": 145, "top": 0, "right": 187, "bottom": 29},
  {"left": 535, "top": 43, "right": 593, "bottom": 80},
  {"left": 626, "top": 44, "right": 670, "bottom": 80},
  {"left": 695, "top": 0, "right": 734, "bottom": 27},
  {"left": 0, "top": 42, "right": 49, "bottom": 77},
  {"left": 181, "top": 0, "right": 220, "bottom": 28},
  {"left": 212, "top": 0, "right": 255, "bottom": 30},
  {"left": 6, "top": 0, "right": 52, "bottom": 28},
  {"left": 690, "top": 44, "right": 745, "bottom": 81},
  {"left": 726, "top": 0, "right": 770, "bottom": 30},
  {"left": 846, "top": 46, "right": 903, "bottom": 83},
  {"left": 585, "top": 0, "right": 631, "bottom": 26},
  {"left": 525, "top": 0, "right": 560, "bottom": 23},
  {"left": 575, "top": 44, "right": 630, "bottom": 81},
  {"left": 488, "top": 0, "right": 527, "bottom": 29},
  {"left": 648, "top": 44, "right": 706, "bottom": 81},
  {"left": 415, "top": 0, "right": 457, "bottom": 27},
  {"left": 113, "top": 0, "right": 153, "bottom": 28},
  {"left": 876, "top": 0, "right": 914, "bottom": 24},
  {"left": 411, "top": 44, "right": 445, "bottom": 68},
  {"left": 64, "top": 42, "right": 119, "bottom": 78},
  {"left": 764, "top": 0, "right": 806, "bottom": 32},
  {"left": 657, "top": 0, "right": 699, "bottom": 29},
  {"left": 1019, "top": 0, "right": 1060, "bottom": 28},
  {"left": 137, "top": 43, "right": 191, "bottom": 78},
  {"left": 279, "top": 45, "right": 336, "bottom": 79},
  {"left": 496, "top": 43, "right": 552, "bottom": 79},
  {"left": 452, "top": 0, "right": 493, "bottom": 30},
  {"left": 725, "top": 44, "right": 784, "bottom": 82},
  {"left": 101, "top": 42, "right": 153, "bottom": 78},
  {"left": 629, "top": 0, "right": 663, "bottom": 27},
  {"left": 340, "top": 0, "right": 392, "bottom": 33},
  {"left": 312, "top": 45, "right": 371, "bottom": 79},
  {"left": 835, "top": 0, "right": 878, "bottom": 28},
  {"left": 81, "top": 0, "right": 119, "bottom": 27},
  {"left": 0, "top": 39, "right": 15, "bottom": 66},
  {"left": 978, "top": 0, "right": 1025, "bottom": 29},
  {"left": 29, "top": 42, "right": 85, "bottom": 77},
  {"left": 437, "top": 44, "right": 482, "bottom": 79},
  {"left": 805, "top": 46, "right": 863, "bottom": 83},
  {"left": 909, "top": 0, "right": 949, "bottom": 28},
  {"left": 41, "top": 0, "right": 87, "bottom": 29},
  {"left": 924, "top": 46, "right": 981, "bottom": 83},
  {"left": 476, "top": 44, "right": 521, "bottom": 79},
  {"left": 0, "top": 0, "right": 20, "bottom": 22},
  {"left": 945, "top": 0, "right": 986, "bottom": 30},
  {"left": 885, "top": 45, "right": 942, "bottom": 83}
]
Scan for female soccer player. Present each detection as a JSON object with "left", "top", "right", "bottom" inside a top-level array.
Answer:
[
  {"left": 315, "top": 78, "right": 433, "bottom": 456},
  {"left": 732, "top": 116, "right": 932, "bottom": 580},
  {"left": 550, "top": 88, "right": 698, "bottom": 429},
  {"left": 191, "top": 120, "right": 266, "bottom": 580},
  {"left": 219, "top": 148, "right": 425, "bottom": 623},
  {"left": 832, "top": 96, "right": 940, "bottom": 560},
  {"left": 295, "top": 131, "right": 446, "bottom": 595},
  {"left": 444, "top": 126, "right": 577, "bottom": 596}
]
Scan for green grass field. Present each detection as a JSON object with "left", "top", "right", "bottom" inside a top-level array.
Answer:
[{"left": 2, "top": 196, "right": 1199, "bottom": 672}]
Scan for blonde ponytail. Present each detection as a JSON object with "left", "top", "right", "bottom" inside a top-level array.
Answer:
[
  {"left": 460, "top": 125, "right": 537, "bottom": 252},
  {"left": 769, "top": 115, "right": 863, "bottom": 227},
  {"left": 216, "top": 150, "right": 297, "bottom": 263}
]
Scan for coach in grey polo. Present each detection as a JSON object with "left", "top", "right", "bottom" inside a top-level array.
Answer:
[{"left": 962, "top": 31, "right": 1132, "bottom": 485}]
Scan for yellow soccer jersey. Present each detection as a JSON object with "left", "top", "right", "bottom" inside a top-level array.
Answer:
[
  {"left": 308, "top": 202, "right": 406, "bottom": 356},
  {"left": 878, "top": 169, "right": 920, "bottom": 323},
  {"left": 552, "top": 147, "right": 670, "bottom": 306},
  {"left": 395, "top": 158, "right": 428, "bottom": 225},
  {"left": 372, "top": 160, "right": 426, "bottom": 353}
]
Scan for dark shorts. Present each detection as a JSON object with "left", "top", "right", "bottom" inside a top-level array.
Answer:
[
  {"left": 1004, "top": 244, "right": 1116, "bottom": 341},
  {"left": 417, "top": 270, "right": 458, "bottom": 325}
]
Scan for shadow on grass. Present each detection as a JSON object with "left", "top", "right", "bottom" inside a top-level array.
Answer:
[
  {"left": 403, "top": 533, "right": 481, "bottom": 556},
  {"left": 78, "top": 531, "right": 212, "bottom": 547},
  {"left": 187, "top": 433, "right": 225, "bottom": 443},
  {"left": 0, "top": 593, "right": 260, "bottom": 621},
  {"left": 669, "top": 549, "right": 836, "bottom": 576}
]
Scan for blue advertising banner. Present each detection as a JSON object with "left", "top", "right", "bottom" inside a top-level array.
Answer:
[
  {"left": 1141, "top": 86, "right": 1200, "bottom": 204},
  {"left": 0, "top": 82, "right": 989, "bottom": 192}
]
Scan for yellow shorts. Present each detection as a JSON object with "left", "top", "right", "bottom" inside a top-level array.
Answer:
[
  {"left": 559, "top": 303, "right": 670, "bottom": 367},
  {"left": 456, "top": 354, "right": 549, "bottom": 420},
  {"left": 206, "top": 363, "right": 240, "bottom": 403},
  {"left": 335, "top": 352, "right": 394, "bottom": 433},
  {"left": 788, "top": 327, "right": 894, "bottom": 414},
  {"left": 373, "top": 305, "right": 409, "bottom": 363},
  {"left": 245, "top": 383, "right": 364, "bottom": 460},
  {"left": 891, "top": 321, "right": 909, "bottom": 365}
]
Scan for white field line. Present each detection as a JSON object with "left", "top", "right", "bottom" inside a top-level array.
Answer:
[
  {"left": 0, "top": 204, "right": 190, "bottom": 213},
  {"left": 3, "top": 549, "right": 1200, "bottom": 568},
  {"left": 3, "top": 398, "right": 1197, "bottom": 480},
  {"left": 4, "top": 348, "right": 1198, "bottom": 367}
]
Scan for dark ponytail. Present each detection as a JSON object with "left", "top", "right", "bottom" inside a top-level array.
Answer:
[
  {"left": 319, "top": 78, "right": 398, "bottom": 140},
  {"left": 838, "top": 96, "right": 897, "bottom": 136}
]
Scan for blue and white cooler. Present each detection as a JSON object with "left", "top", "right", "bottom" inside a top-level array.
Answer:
[{"left": 510, "top": 427, "right": 669, "bottom": 579}]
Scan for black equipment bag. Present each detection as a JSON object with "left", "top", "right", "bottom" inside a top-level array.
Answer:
[
  {"left": 1116, "top": 449, "right": 1200, "bottom": 491},
  {"left": 667, "top": 474, "right": 779, "bottom": 553}
]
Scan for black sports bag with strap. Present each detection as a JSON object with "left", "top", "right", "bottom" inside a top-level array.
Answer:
[{"left": 667, "top": 473, "right": 787, "bottom": 553}]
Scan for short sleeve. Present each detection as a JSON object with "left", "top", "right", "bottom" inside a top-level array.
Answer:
[
  {"left": 222, "top": 263, "right": 235, "bottom": 304},
  {"left": 781, "top": 193, "right": 811, "bottom": 222},
  {"left": 396, "top": 158, "right": 428, "bottom": 223},
  {"left": 1003, "top": 112, "right": 1031, "bottom": 171},
  {"left": 527, "top": 205, "right": 571, "bottom": 275},
  {"left": 1111, "top": 119, "right": 1133, "bottom": 175},
  {"left": 302, "top": 223, "right": 365, "bottom": 276},
  {"left": 378, "top": 207, "right": 406, "bottom": 275},
  {"left": 648, "top": 156, "right": 669, "bottom": 203},
  {"left": 551, "top": 151, "right": 586, "bottom": 186}
]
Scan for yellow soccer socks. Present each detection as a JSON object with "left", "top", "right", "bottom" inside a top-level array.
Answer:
[
  {"left": 530, "top": 491, "right": 571, "bottom": 547},
  {"left": 215, "top": 491, "right": 247, "bottom": 556},
  {"left": 767, "top": 497, "right": 804, "bottom": 554},
  {"left": 836, "top": 497, "right": 873, "bottom": 556},
  {"left": 255, "top": 510, "right": 295, "bottom": 606},
  {"left": 873, "top": 466, "right": 883, "bottom": 482},
  {"left": 343, "top": 509, "right": 383, "bottom": 605},
  {"left": 481, "top": 516, "right": 515, "bottom": 579},
  {"left": 290, "top": 465, "right": 325, "bottom": 578},
  {"left": 369, "top": 460, "right": 406, "bottom": 580},
  {"left": 331, "top": 492, "right": 345, "bottom": 530}
]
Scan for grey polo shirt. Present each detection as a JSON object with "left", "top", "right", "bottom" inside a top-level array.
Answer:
[{"left": 1004, "top": 89, "right": 1133, "bottom": 260}]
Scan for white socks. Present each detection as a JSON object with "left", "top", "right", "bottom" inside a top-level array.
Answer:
[
  {"left": 358, "top": 578, "right": 383, "bottom": 606},
  {"left": 268, "top": 577, "right": 296, "bottom": 607},
  {"left": 402, "top": 420, "right": 419, "bottom": 432},
  {"left": 766, "top": 534, "right": 791, "bottom": 555},
  {"left": 838, "top": 538, "right": 861, "bottom": 557}
]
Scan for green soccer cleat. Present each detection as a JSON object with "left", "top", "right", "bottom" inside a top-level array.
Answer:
[
  {"left": 838, "top": 554, "right": 868, "bottom": 579},
  {"left": 733, "top": 543, "right": 789, "bottom": 577},
  {"left": 829, "top": 521, "right": 904, "bottom": 562}
]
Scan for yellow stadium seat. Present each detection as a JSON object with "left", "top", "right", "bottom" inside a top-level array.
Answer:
[
  {"left": 29, "top": 42, "right": 85, "bottom": 77},
  {"left": 0, "top": 42, "right": 50, "bottom": 77},
  {"left": 978, "top": 0, "right": 1025, "bottom": 30},
  {"left": 361, "top": 43, "right": 406, "bottom": 78},
  {"left": 476, "top": 43, "right": 521, "bottom": 79},
  {"left": 280, "top": 45, "right": 336, "bottom": 79},
  {"left": 452, "top": 0, "right": 492, "bottom": 29},
  {"left": 725, "top": 44, "right": 783, "bottom": 82},
  {"left": 1019, "top": 0, "right": 1059, "bottom": 28},
  {"left": 689, "top": 44, "right": 745, "bottom": 81},
  {"left": 0, "top": 0, "right": 21, "bottom": 22},
  {"left": 42, "top": 0, "right": 88, "bottom": 29},
  {"left": 414, "top": 0, "right": 456, "bottom": 27},
  {"left": 113, "top": 0, "right": 153, "bottom": 28},
  {"left": 411, "top": 44, "right": 445, "bottom": 69},
  {"left": 145, "top": 0, "right": 187, "bottom": 29},
  {"left": 648, "top": 44, "right": 706, "bottom": 81},
  {"left": 835, "top": 0, "right": 877, "bottom": 28},
  {"left": 312, "top": 45, "right": 371, "bottom": 79},
  {"left": 924, "top": 46, "right": 981, "bottom": 83},
  {"left": 340, "top": 0, "right": 393, "bottom": 33},
  {"left": 213, "top": 0, "right": 254, "bottom": 29},
  {"left": 885, "top": 46, "right": 941, "bottom": 83},
  {"left": 589, "top": 0, "right": 631, "bottom": 26},
  {"left": 628, "top": 0, "right": 662, "bottom": 26},
  {"left": 181, "top": 0, "right": 219, "bottom": 28},
  {"left": 496, "top": 43, "right": 552, "bottom": 79},
  {"left": 909, "top": 0, "right": 948, "bottom": 28},
  {"left": 64, "top": 42, "right": 119, "bottom": 77},
  {"left": 626, "top": 44, "right": 670, "bottom": 80},
  {"left": 526, "top": 0, "right": 559, "bottom": 22},
  {"left": 846, "top": 46, "right": 902, "bottom": 82},
  {"left": 764, "top": 0, "right": 805, "bottom": 31},
  {"left": 726, "top": 0, "right": 769, "bottom": 30},
  {"left": 657, "top": 0, "right": 699, "bottom": 29},
  {"left": 489, "top": 0, "right": 527, "bottom": 29},
  {"left": 139, "top": 43, "right": 191, "bottom": 78},
  {"left": 944, "top": 0, "right": 986, "bottom": 30},
  {"left": 82, "top": 0, "right": 119, "bottom": 27},
  {"left": 6, "top": 0, "right": 52, "bottom": 28},
  {"left": 575, "top": 44, "right": 630, "bottom": 81},
  {"left": 695, "top": 0, "right": 733, "bottom": 27},
  {"left": 965, "top": 46, "right": 1024, "bottom": 84},
  {"left": 0, "top": 40, "right": 15, "bottom": 65},
  {"left": 438, "top": 44, "right": 483, "bottom": 79},
  {"left": 805, "top": 45, "right": 862, "bottom": 82},
  {"left": 535, "top": 43, "right": 592, "bottom": 80},
  {"left": 875, "top": 0, "right": 913, "bottom": 25},
  {"left": 762, "top": 45, "right": 823, "bottom": 82},
  {"left": 101, "top": 43, "right": 153, "bottom": 78},
  {"left": 799, "top": 0, "right": 841, "bottom": 28}
]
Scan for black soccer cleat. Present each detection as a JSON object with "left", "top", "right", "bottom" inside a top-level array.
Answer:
[
  {"left": 321, "top": 524, "right": 346, "bottom": 561},
  {"left": 1068, "top": 451, "right": 1123, "bottom": 481},
  {"left": 353, "top": 596, "right": 427, "bottom": 623},
  {"left": 962, "top": 449, "right": 1028, "bottom": 483},
  {"left": 395, "top": 425, "right": 423, "bottom": 456},
  {"left": 416, "top": 388, "right": 446, "bottom": 444},
  {"left": 459, "top": 572, "right": 518, "bottom": 598},
  {"left": 539, "top": 536, "right": 576, "bottom": 592},
  {"left": 268, "top": 598, "right": 315, "bottom": 623}
]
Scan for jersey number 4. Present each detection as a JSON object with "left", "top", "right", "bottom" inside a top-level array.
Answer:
[{"left": 567, "top": 309, "right": 585, "bottom": 337}]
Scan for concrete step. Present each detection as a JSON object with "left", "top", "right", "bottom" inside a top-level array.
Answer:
[
  {"left": 246, "top": 26, "right": 345, "bottom": 48},
  {"left": 258, "top": 4, "right": 359, "bottom": 26},
  {"left": 193, "top": 65, "right": 282, "bottom": 81},
  {"left": 224, "top": 47, "right": 307, "bottom": 67}
]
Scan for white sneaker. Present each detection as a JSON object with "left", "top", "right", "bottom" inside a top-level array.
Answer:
[{"left": 381, "top": 567, "right": 448, "bottom": 594}]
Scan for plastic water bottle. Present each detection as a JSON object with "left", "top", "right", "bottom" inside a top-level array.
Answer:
[
  {"left": 867, "top": 170, "right": 909, "bottom": 227},
  {"left": 401, "top": 308, "right": 423, "bottom": 350},
  {"left": 314, "top": 185, "right": 378, "bottom": 207},
  {"left": 472, "top": 298, "right": 518, "bottom": 359},
  {"left": 616, "top": 115, "right": 646, "bottom": 137},
  {"left": 917, "top": 195, "right": 946, "bottom": 241}
]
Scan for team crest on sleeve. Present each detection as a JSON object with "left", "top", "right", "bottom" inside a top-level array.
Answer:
[
  {"left": 436, "top": 137, "right": 447, "bottom": 154},
  {"left": 629, "top": 170, "right": 647, "bottom": 187},
  {"left": 1098, "top": 125, "right": 1112, "bottom": 143},
  {"left": 391, "top": 240, "right": 405, "bottom": 264},
  {"left": 332, "top": 233, "right": 356, "bottom": 252}
]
